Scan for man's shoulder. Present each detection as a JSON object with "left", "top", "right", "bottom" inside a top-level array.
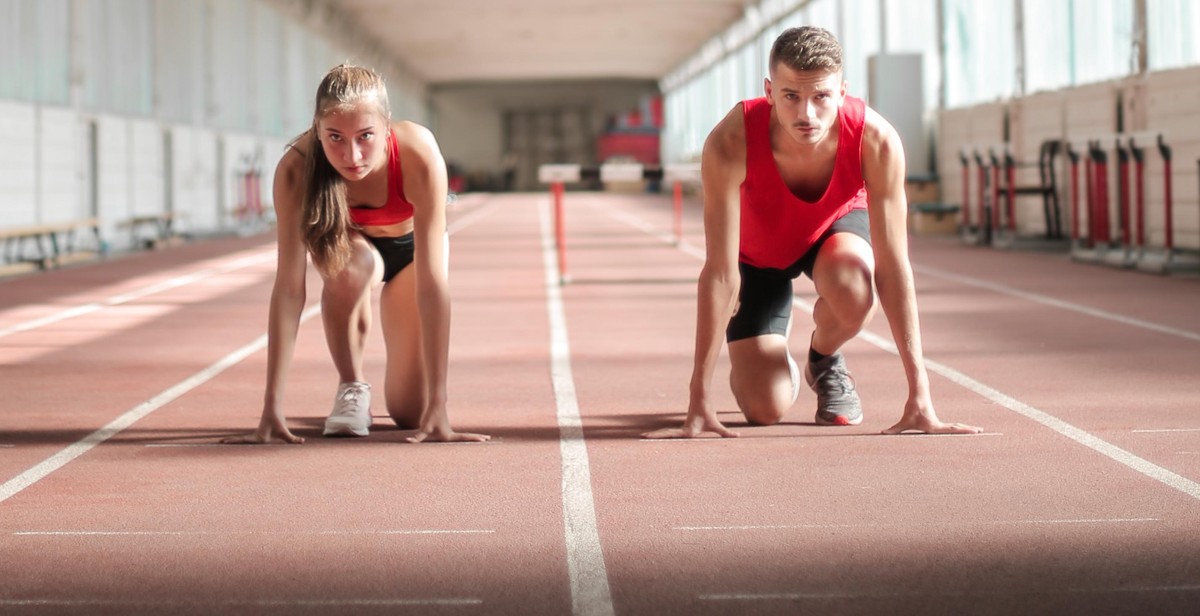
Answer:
[
  {"left": 859, "top": 105, "right": 902, "bottom": 152},
  {"left": 705, "top": 102, "right": 749, "bottom": 160}
]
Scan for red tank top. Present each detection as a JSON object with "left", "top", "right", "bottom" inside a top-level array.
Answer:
[
  {"left": 349, "top": 129, "right": 415, "bottom": 226},
  {"left": 739, "top": 95, "right": 868, "bottom": 270}
]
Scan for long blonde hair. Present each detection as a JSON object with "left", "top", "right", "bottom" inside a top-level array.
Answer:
[{"left": 302, "top": 64, "right": 391, "bottom": 275}]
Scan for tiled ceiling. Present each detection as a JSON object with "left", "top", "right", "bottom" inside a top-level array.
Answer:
[{"left": 322, "top": 0, "right": 750, "bottom": 83}]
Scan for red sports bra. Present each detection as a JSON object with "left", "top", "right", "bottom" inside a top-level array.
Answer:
[
  {"left": 738, "top": 95, "right": 868, "bottom": 270},
  {"left": 349, "top": 129, "right": 415, "bottom": 227}
]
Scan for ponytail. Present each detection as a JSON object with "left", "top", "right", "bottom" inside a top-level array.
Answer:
[{"left": 301, "top": 130, "right": 353, "bottom": 276}]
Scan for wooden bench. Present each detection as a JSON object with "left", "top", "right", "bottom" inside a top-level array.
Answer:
[
  {"left": 909, "top": 202, "right": 960, "bottom": 236},
  {"left": 118, "top": 212, "right": 183, "bottom": 249},
  {"left": 0, "top": 218, "right": 102, "bottom": 273}
]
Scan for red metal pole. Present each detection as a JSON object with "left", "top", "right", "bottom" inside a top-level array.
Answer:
[
  {"left": 976, "top": 164, "right": 986, "bottom": 232},
  {"left": 1089, "top": 141, "right": 1111, "bottom": 246},
  {"left": 1117, "top": 141, "right": 1131, "bottom": 249},
  {"left": 1005, "top": 154, "right": 1016, "bottom": 232},
  {"left": 673, "top": 180, "right": 683, "bottom": 245},
  {"left": 1098, "top": 157, "right": 1110, "bottom": 245},
  {"left": 553, "top": 181, "right": 568, "bottom": 284},
  {"left": 1084, "top": 154, "right": 1094, "bottom": 246},
  {"left": 1067, "top": 146, "right": 1080, "bottom": 244},
  {"left": 991, "top": 162, "right": 1001, "bottom": 233},
  {"left": 1130, "top": 141, "right": 1145, "bottom": 249},
  {"left": 252, "top": 172, "right": 262, "bottom": 216},
  {"left": 960, "top": 152, "right": 971, "bottom": 229},
  {"left": 1158, "top": 136, "right": 1173, "bottom": 252}
]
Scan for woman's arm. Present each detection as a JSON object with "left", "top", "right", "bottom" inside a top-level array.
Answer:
[
  {"left": 223, "top": 147, "right": 311, "bottom": 444},
  {"left": 394, "top": 122, "right": 489, "bottom": 444}
]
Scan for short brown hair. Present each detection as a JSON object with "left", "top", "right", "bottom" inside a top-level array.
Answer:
[{"left": 769, "top": 26, "right": 843, "bottom": 74}]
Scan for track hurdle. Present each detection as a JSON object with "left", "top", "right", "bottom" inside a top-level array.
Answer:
[
  {"left": 1068, "top": 132, "right": 1194, "bottom": 272},
  {"left": 537, "top": 162, "right": 701, "bottom": 285},
  {"left": 959, "top": 147, "right": 995, "bottom": 246},
  {"left": 1132, "top": 134, "right": 1197, "bottom": 273}
]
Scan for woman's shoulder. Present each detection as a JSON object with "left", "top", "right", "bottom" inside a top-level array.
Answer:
[
  {"left": 274, "top": 130, "right": 313, "bottom": 195},
  {"left": 282, "top": 129, "right": 314, "bottom": 161},
  {"left": 390, "top": 121, "right": 440, "bottom": 155}
]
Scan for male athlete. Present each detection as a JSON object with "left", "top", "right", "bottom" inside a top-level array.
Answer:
[{"left": 645, "top": 26, "right": 982, "bottom": 438}]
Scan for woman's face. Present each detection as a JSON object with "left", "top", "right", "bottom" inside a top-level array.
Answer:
[{"left": 317, "top": 102, "right": 388, "bottom": 181}]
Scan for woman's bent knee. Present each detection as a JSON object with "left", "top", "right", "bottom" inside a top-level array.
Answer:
[{"left": 324, "top": 241, "right": 378, "bottom": 293}]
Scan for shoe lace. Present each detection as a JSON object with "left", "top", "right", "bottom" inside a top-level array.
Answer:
[
  {"left": 333, "top": 385, "right": 366, "bottom": 416},
  {"left": 815, "top": 366, "right": 855, "bottom": 398}
]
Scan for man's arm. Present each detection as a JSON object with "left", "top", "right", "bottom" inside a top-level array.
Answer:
[
  {"left": 644, "top": 104, "right": 746, "bottom": 439},
  {"left": 861, "top": 109, "right": 982, "bottom": 435}
]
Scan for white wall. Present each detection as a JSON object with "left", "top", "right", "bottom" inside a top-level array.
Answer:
[
  {"left": 38, "top": 106, "right": 84, "bottom": 224},
  {"left": 0, "top": 0, "right": 429, "bottom": 257},
  {"left": 169, "top": 125, "right": 221, "bottom": 232},
  {"left": 0, "top": 101, "right": 37, "bottom": 227}
]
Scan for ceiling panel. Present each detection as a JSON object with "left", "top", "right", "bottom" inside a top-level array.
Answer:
[{"left": 325, "top": 0, "right": 750, "bottom": 83}]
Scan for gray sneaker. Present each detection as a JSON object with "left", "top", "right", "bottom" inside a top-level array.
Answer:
[
  {"left": 323, "top": 381, "right": 372, "bottom": 437},
  {"left": 805, "top": 353, "right": 863, "bottom": 426}
]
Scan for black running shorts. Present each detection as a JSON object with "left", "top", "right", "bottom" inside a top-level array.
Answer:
[
  {"left": 366, "top": 232, "right": 415, "bottom": 283},
  {"left": 726, "top": 208, "right": 870, "bottom": 342}
]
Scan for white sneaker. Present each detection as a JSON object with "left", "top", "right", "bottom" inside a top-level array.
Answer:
[{"left": 323, "top": 381, "right": 372, "bottom": 437}]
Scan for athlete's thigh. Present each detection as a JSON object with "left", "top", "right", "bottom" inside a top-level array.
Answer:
[
  {"left": 810, "top": 232, "right": 874, "bottom": 299},
  {"left": 378, "top": 265, "right": 424, "bottom": 422}
]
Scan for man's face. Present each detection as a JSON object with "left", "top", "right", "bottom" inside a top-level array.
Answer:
[{"left": 764, "top": 65, "right": 846, "bottom": 146}]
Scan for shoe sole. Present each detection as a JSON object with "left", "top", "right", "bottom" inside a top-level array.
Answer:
[
  {"left": 814, "top": 413, "right": 863, "bottom": 426},
  {"left": 322, "top": 423, "right": 370, "bottom": 437}
]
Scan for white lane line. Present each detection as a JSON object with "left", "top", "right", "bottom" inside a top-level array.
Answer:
[
  {"left": 0, "top": 207, "right": 501, "bottom": 504},
  {"left": 848, "top": 322, "right": 1200, "bottom": 503},
  {"left": 0, "top": 305, "right": 321, "bottom": 505},
  {"left": 0, "top": 250, "right": 275, "bottom": 340},
  {"left": 1134, "top": 428, "right": 1200, "bottom": 433},
  {"left": 538, "top": 198, "right": 615, "bottom": 616},
  {"left": 637, "top": 432, "right": 1003, "bottom": 443},
  {"left": 700, "top": 585, "right": 1200, "bottom": 601},
  {"left": 674, "top": 518, "right": 1158, "bottom": 531},
  {"left": 0, "top": 444, "right": 14, "bottom": 448},
  {"left": 14, "top": 529, "right": 494, "bottom": 536},
  {"left": 142, "top": 442, "right": 501, "bottom": 447},
  {"left": 915, "top": 264, "right": 1200, "bottom": 344},
  {"left": 591, "top": 202, "right": 1200, "bottom": 504},
  {"left": 0, "top": 599, "right": 482, "bottom": 607}
]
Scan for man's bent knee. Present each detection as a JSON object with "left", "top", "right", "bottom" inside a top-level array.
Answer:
[{"left": 741, "top": 401, "right": 786, "bottom": 426}]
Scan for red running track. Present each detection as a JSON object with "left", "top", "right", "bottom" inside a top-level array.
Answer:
[{"left": 0, "top": 191, "right": 1198, "bottom": 615}]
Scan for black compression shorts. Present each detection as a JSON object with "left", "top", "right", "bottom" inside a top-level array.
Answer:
[
  {"left": 726, "top": 208, "right": 870, "bottom": 342},
  {"left": 366, "top": 232, "right": 415, "bottom": 283}
]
